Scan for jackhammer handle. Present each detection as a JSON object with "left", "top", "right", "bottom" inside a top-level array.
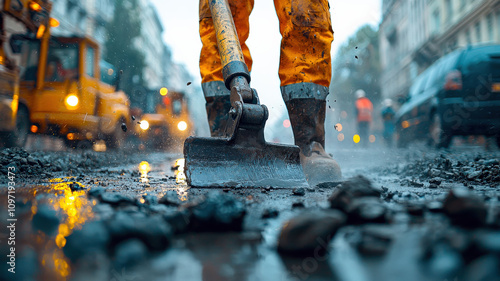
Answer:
[{"left": 209, "top": 0, "right": 251, "bottom": 90}]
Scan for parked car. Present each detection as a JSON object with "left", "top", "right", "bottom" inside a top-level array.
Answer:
[{"left": 396, "top": 44, "right": 500, "bottom": 148}]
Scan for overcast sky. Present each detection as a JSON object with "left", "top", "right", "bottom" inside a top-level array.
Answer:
[{"left": 150, "top": 0, "right": 382, "bottom": 130}]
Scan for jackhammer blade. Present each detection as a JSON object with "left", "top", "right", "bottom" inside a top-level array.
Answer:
[{"left": 184, "top": 136, "right": 308, "bottom": 188}]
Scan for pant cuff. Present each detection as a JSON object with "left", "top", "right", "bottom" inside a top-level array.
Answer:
[
  {"left": 280, "top": 82, "right": 329, "bottom": 102},
  {"left": 202, "top": 81, "right": 230, "bottom": 98}
]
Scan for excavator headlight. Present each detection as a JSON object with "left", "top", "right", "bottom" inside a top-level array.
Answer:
[
  {"left": 177, "top": 121, "right": 187, "bottom": 131},
  {"left": 140, "top": 120, "right": 149, "bottom": 130},
  {"left": 65, "top": 94, "right": 79, "bottom": 109}
]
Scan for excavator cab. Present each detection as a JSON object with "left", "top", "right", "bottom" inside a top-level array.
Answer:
[{"left": 13, "top": 35, "right": 129, "bottom": 148}]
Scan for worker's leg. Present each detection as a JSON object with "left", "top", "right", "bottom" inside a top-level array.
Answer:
[
  {"left": 274, "top": 0, "right": 341, "bottom": 185},
  {"left": 199, "top": 0, "right": 254, "bottom": 136}
]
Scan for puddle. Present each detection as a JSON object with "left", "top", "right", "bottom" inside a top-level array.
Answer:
[{"left": 4, "top": 178, "right": 96, "bottom": 280}]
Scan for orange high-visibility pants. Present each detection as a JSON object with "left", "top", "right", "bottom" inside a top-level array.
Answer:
[{"left": 199, "top": 0, "right": 333, "bottom": 99}]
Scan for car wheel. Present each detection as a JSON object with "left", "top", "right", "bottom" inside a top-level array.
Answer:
[
  {"left": 3, "top": 106, "right": 30, "bottom": 148},
  {"left": 428, "top": 113, "right": 451, "bottom": 149}
]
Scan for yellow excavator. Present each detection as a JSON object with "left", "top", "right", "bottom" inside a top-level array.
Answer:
[
  {"left": 1, "top": 0, "right": 130, "bottom": 149},
  {"left": 135, "top": 89, "right": 193, "bottom": 150},
  {"left": 0, "top": 0, "right": 52, "bottom": 147}
]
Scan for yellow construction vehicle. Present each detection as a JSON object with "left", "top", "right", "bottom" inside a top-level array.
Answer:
[
  {"left": 14, "top": 35, "right": 130, "bottom": 148},
  {"left": 0, "top": 0, "right": 52, "bottom": 147},
  {"left": 135, "top": 90, "right": 193, "bottom": 150},
  {"left": 1, "top": 0, "right": 129, "bottom": 149}
]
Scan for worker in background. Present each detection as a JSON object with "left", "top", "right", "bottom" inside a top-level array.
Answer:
[
  {"left": 45, "top": 56, "right": 64, "bottom": 82},
  {"left": 354, "top": 89, "right": 373, "bottom": 147},
  {"left": 198, "top": 0, "right": 341, "bottom": 186},
  {"left": 381, "top": 99, "right": 395, "bottom": 147}
]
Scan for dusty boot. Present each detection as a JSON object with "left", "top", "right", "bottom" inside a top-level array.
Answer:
[
  {"left": 203, "top": 81, "right": 232, "bottom": 137},
  {"left": 286, "top": 98, "right": 342, "bottom": 186}
]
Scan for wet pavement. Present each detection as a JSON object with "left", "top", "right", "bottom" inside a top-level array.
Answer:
[{"left": 1, "top": 141, "right": 499, "bottom": 281}]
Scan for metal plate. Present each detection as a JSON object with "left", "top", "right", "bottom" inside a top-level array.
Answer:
[{"left": 184, "top": 136, "right": 309, "bottom": 188}]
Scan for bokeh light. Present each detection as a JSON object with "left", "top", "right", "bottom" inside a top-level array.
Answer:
[
  {"left": 283, "top": 119, "right": 291, "bottom": 128},
  {"left": 353, "top": 134, "right": 360, "bottom": 143}
]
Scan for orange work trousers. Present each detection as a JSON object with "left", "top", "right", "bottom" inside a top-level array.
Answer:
[{"left": 199, "top": 0, "right": 334, "bottom": 88}]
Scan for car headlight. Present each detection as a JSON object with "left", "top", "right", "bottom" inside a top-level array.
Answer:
[
  {"left": 140, "top": 120, "right": 149, "bottom": 130},
  {"left": 64, "top": 94, "right": 79, "bottom": 109},
  {"left": 177, "top": 121, "right": 187, "bottom": 131}
]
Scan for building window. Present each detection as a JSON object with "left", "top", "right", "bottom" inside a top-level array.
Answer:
[
  {"left": 445, "top": 0, "right": 453, "bottom": 24},
  {"left": 85, "top": 47, "right": 95, "bottom": 78},
  {"left": 475, "top": 21, "right": 481, "bottom": 43},
  {"left": 432, "top": 9, "right": 441, "bottom": 34},
  {"left": 465, "top": 28, "right": 471, "bottom": 45},
  {"left": 497, "top": 11, "right": 500, "bottom": 41},
  {"left": 487, "top": 14, "right": 494, "bottom": 41}
]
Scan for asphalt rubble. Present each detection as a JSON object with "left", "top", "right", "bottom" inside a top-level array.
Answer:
[
  {"left": 1, "top": 148, "right": 499, "bottom": 280},
  {"left": 0, "top": 147, "right": 140, "bottom": 183}
]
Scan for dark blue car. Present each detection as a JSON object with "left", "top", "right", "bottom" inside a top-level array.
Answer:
[{"left": 396, "top": 44, "right": 500, "bottom": 148}]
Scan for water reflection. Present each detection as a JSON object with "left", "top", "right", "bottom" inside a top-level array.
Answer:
[
  {"left": 177, "top": 186, "right": 189, "bottom": 202},
  {"left": 139, "top": 161, "right": 151, "bottom": 183},
  {"left": 31, "top": 178, "right": 95, "bottom": 279},
  {"left": 174, "top": 158, "right": 186, "bottom": 184},
  {"left": 173, "top": 158, "right": 189, "bottom": 201}
]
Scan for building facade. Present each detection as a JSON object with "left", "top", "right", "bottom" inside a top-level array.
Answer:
[
  {"left": 50, "top": 0, "right": 114, "bottom": 48},
  {"left": 379, "top": 0, "right": 500, "bottom": 101},
  {"left": 135, "top": 0, "right": 165, "bottom": 89}
]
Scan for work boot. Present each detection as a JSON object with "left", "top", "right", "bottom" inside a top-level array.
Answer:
[
  {"left": 286, "top": 98, "right": 342, "bottom": 186},
  {"left": 205, "top": 96, "right": 232, "bottom": 137},
  {"left": 203, "top": 81, "right": 232, "bottom": 137}
]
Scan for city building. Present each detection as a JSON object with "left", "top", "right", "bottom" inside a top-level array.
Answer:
[
  {"left": 50, "top": 0, "right": 115, "bottom": 48},
  {"left": 135, "top": 0, "right": 165, "bottom": 89},
  {"left": 379, "top": 0, "right": 500, "bottom": 101}
]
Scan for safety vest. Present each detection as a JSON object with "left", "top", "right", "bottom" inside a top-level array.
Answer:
[{"left": 355, "top": 97, "right": 373, "bottom": 122}]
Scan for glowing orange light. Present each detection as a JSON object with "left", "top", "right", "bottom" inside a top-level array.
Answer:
[
  {"left": 36, "top": 24, "right": 46, "bottom": 39},
  {"left": 353, "top": 134, "right": 360, "bottom": 143},
  {"left": 163, "top": 96, "right": 171, "bottom": 105},
  {"left": 402, "top": 121, "right": 410, "bottom": 129},
  {"left": 283, "top": 119, "right": 291, "bottom": 128},
  {"left": 29, "top": 2, "right": 42, "bottom": 11},
  {"left": 31, "top": 125, "right": 38, "bottom": 133},
  {"left": 369, "top": 135, "right": 376, "bottom": 143},
  {"left": 49, "top": 18, "right": 60, "bottom": 27},
  {"left": 338, "top": 133, "right": 345, "bottom": 141},
  {"left": 66, "top": 133, "right": 74, "bottom": 140},
  {"left": 335, "top": 123, "right": 343, "bottom": 132}
]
